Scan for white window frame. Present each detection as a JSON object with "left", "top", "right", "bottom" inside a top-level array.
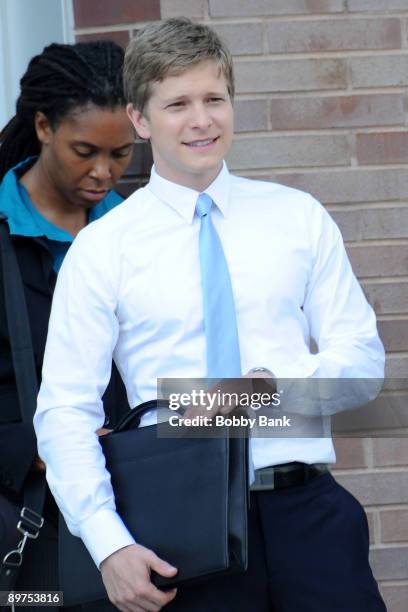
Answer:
[{"left": 0, "top": 0, "right": 74, "bottom": 128}]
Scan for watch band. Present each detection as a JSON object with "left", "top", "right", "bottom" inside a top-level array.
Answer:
[{"left": 250, "top": 367, "right": 274, "bottom": 376}]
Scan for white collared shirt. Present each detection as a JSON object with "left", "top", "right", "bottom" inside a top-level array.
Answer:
[{"left": 34, "top": 163, "right": 384, "bottom": 567}]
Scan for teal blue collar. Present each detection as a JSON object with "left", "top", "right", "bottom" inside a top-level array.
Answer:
[{"left": 0, "top": 157, "right": 123, "bottom": 242}]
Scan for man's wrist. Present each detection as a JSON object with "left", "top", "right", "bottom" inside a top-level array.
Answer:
[
  {"left": 249, "top": 367, "right": 274, "bottom": 376},
  {"left": 79, "top": 507, "right": 135, "bottom": 569},
  {"left": 248, "top": 367, "right": 277, "bottom": 395}
]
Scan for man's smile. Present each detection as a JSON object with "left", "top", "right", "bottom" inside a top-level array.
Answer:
[{"left": 183, "top": 136, "right": 219, "bottom": 149}]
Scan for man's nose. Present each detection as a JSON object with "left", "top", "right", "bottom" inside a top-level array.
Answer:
[
  {"left": 190, "top": 103, "right": 212, "bottom": 129},
  {"left": 89, "top": 157, "right": 112, "bottom": 181}
]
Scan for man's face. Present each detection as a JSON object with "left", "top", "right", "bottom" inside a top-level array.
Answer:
[{"left": 127, "top": 61, "right": 234, "bottom": 191}]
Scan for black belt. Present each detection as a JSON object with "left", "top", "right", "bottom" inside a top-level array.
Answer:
[{"left": 250, "top": 462, "right": 328, "bottom": 491}]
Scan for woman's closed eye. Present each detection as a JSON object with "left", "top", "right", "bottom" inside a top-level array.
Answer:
[
  {"left": 73, "top": 146, "right": 95, "bottom": 158},
  {"left": 112, "top": 145, "right": 133, "bottom": 159}
]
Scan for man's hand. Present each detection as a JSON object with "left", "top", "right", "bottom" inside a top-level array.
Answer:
[
  {"left": 183, "top": 370, "right": 276, "bottom": 419},
  {"left": 243, "top": 368, "right": 276, "bottom": 399},
  {"left": 100, "top": 543, "right": 177, "bottom": 611},
  {"left": 31, "top": 455, "right": 46, "bottom": 472},
  {"left": 97, "top": 427, "right": 113, "bottom": 436}
]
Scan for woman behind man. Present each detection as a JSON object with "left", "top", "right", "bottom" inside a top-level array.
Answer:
[{"left": 0, "top": 40, "right": 134, "bottom": 609}]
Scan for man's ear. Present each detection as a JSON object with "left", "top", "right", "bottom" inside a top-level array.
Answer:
[
  {"left": 126, "top": 103, "right": 151, "bottom": 140},
  {"left": 34, "top": 111, "right": 53, "bottom": 145}
]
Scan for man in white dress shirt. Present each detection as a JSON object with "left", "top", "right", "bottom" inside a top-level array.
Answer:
[{"left": 35, "top": 18, "right": 387, "bottom": 612}]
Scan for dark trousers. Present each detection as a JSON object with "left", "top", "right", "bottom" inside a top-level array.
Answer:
[
  {"left": 64, "top": 472, "right": 388, "bottom": 612},
  {"left": 164, "top": 472, "right": 386, "bottom": 611}
]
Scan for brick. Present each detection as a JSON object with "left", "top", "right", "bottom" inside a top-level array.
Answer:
[
  {"left": 361, "top": 281, "right": 408, "bottom": 315},
  {"left": 228, "top": 134, "right": 349, "bottom": 170},
  {"left": 357, "top": 133, "right": 408, "bottom": 166},
  {"left": 385, "top": 356, "right": 408, "bottom": 379},
  {"left": 382, "top": 379, "right": 408, "bottom": 392},
  {"left": 267, "top": 18, "right": 400, "bottom": 53},
  {"left": 331, "top": 208, "right": 408, "bottom": 242},
  {"left": 349, "top": 0, "right": 408, "bottom": 11},
  {"left": 373, "top": 439, "right": 408, "bottom": 467},
  {"left": 332, "top": 394, "right": 408, "bottom": 436},
  {"left": 380, "top": 509, "right": 408, "bottom": 542},
  {"left": 332, "top": 438, "right": 367, "bottom": 469},
  {"left": 378, "top": 319, "right": 408, "bottom": 352},
  {"left": 75, "top": 30, "right": 130, "bottom": 48},
  {"left": 73, "top": 0, "right": 160, "bottom": 28},
  {"left": 270, "top": 94, "right": 404, "bottom": 130},
  {"left": 160, "top": 0, "right": 207, "bottom": 18},
  {"left": 209, "top": 0, "right": 343, "bottom": 17},
  {"left": 346, "top": 245, "right": 408, "bottom": 278},
  {"left": 272, "top": 168, "right": 408, "bottom": 204},
  {"left": 235, "top": 59, "right": 347, "bottom": 94},
  {"left": 381, "top": 585, "right": 408, "bottom": 612},
  {"left": 366, "top": 511, "right": 376, "bottom": 544},
  {"left": 234, "top": 100, "right": 268, "bottom": 133},
  {"left": 352, "top": 55, "right": 408, "bottom": 88},
  {"left": 213, "top": 23, "right": 263, "bottom": 55},
  {"left": 334, "top": 471, "right": 408, "bottom": 505},
  {"left": 370, "top": 547, "right": 408, "bottom": 581}
]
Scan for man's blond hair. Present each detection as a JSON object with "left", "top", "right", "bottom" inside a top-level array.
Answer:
[{"left": 124, "top": 18, "right": 234, "bottom": 114}]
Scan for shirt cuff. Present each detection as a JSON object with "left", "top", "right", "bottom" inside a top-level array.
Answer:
[{"left": 79, "top": 507, "right": 136, "bottom": 569}]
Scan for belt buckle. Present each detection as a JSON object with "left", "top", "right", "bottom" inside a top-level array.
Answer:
[{"left": 250, "top": 467, "right": 276, "bottom": 491}]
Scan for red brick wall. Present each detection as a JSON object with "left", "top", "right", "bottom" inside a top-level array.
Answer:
[{"left": 72, "top": 2, "right": 408, "bottom": 608}]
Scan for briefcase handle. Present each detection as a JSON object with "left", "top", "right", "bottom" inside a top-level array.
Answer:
[
  {"left": 115, "top": 400, "right": 249, "bottom": 434},
  {"left": 114, "top": 399, "right": 172, "bottom": 432}
]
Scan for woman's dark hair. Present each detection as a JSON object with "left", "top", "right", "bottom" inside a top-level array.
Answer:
[{"left": 0, "top": 40, "right": 126, "bottom": 180}]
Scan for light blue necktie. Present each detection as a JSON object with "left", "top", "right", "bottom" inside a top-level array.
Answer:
[{"left": 196, "top": 193, "right": 241, "bottom": 379}]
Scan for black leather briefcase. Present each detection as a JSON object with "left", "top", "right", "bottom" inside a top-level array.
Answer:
[{"left": 59, "top": 400, "right": 249, "bottom": 606}]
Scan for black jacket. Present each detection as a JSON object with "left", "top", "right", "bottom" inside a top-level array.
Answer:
[{"left": 0, "top": 232, "right": 129, "bottom": 496}]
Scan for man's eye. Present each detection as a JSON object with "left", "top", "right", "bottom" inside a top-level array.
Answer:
[
  {"left": 167, "top": 101, "right": 185, "bottom": 109},
  {"left": 208, "top": 97, "right": 224, "bottom": 103}
]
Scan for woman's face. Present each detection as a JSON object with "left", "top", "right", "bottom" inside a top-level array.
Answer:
[{"left": 36, "top": 104, "right": 134, "bottom": 208}]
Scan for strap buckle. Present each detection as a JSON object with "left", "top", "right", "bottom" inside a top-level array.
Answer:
[
  {"left": 17, "top": 506, "right": 44, "bottom": 539},
  {"left": 2, "top": 547, "right": 23, "bottom": 568},
  {"left": 2, "top": 508, "right": 44, "bottom": 570}
]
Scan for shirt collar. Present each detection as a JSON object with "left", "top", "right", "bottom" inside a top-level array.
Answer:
[{"left": 148, "top": 161, "right": 231, "bottom": 224}]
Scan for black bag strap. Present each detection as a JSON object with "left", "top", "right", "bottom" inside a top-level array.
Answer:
[
  {"left": 0, "top": 219, "right": 38, "bottom": 422},
  {"left": 0, "top": 217, "right": 46, "bottom": 594}
]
